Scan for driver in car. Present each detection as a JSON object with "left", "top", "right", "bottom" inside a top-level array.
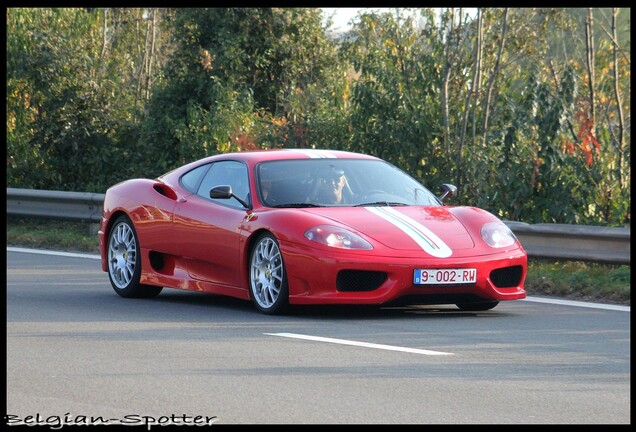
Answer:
[{"left": 309, "top": 167, "right": 352, "bottom": 205}]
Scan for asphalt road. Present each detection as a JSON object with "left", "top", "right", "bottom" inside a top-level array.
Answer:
[{"left": 6, "top": 248, "right": 631, "bottom": 425}]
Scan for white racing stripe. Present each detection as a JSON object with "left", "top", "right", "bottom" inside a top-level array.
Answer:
[
  {"left": 286, "top": 149, "right": 337, "bottom": 158},
  {"left": 365, "top": 206, "right": 452, "bottom": 258},
  {"left": 265, "top": 332, "right": 454, "bottom": 356}
]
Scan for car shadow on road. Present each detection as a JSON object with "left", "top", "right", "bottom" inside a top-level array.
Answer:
[{"left": 150, "top": 290, "right": 512, "bottom": 320}]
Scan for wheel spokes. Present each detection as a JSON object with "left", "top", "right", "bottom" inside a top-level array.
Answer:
[
  {"left": 108, "top": 221, "right": 137, "bottom": 289},
  {"left": 251, "top": 237, "right": 283, "bottom": 309}
]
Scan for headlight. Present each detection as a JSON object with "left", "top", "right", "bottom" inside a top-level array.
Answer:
[
  {"left": 480, "top": 221, "right": 517, "bottom": 248},
  {"left": 304, "top": 225, "right": 373, "bottom": 250}
]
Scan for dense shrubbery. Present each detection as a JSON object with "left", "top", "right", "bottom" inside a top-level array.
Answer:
[{"left": 6, "top": 7, "right": 631, "bottom": 226}]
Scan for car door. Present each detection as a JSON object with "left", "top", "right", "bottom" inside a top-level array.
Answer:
[{"left": 172, "top": 160, "right": 250, "bottom": 288}]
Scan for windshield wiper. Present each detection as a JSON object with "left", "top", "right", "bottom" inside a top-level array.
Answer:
[
  {"left": 354, "top": 201, "right": 408, "bottom": 207},
  {"left": 271, "top": 203, "right": 325, "bottom": 208}
]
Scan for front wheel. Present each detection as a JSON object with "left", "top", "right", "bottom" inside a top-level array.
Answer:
[
  {"left": 456, "top": 301, "right": 499, "bottom": 311},
  {"left": 249, "top": 233, "right": 289, "bottom": 315},
  {"left": 107, "top": 214, "right": 162, "bottom": 298}
]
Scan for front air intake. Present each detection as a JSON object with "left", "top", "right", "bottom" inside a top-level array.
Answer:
[
  {"left": 336, "top": 270, "right": 387, "bottom": 292},
  {"left": 490, "top": 265, "right": 523, "bottom": 288}
]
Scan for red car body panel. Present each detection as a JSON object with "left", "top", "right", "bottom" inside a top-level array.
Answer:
[{"left": 99, "top": 149, "right": 526, "bottom": 307}]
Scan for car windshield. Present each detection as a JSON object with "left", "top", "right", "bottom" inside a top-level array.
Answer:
[{"left": 256, "top": 159, "right": 441, "bottom": 208}]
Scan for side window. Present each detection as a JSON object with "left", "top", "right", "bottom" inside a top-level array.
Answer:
[
  {"left": 180, "top": 164, "right": 211, "bottom": 193},
  {"left": 196, "top": 161, "right": 249, "bottom": 208}
]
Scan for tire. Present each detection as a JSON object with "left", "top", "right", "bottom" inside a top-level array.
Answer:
[
  {"left": 456, "top": 301, "right": 499, "bottom": 311},
  {"left": 107, "top": 214, "right": 162, "bottom": 298},
  {"left": 249, "top": 232, "right": 289, "bottom": 315}
]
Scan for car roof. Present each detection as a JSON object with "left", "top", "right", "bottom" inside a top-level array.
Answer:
[
  {"left": 158, "top": 149, "right": 380, "bottom": 182},
  {"left": 222, "top": 148, "right": 379, "bottom": 163},
  {"left": 186, "top": 148, "right": 379, "bottom": 169}
]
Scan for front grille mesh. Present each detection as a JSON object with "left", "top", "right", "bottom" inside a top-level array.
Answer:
[
  {"left": 337, "top": 270, "right": 387, "bottom": 292},
  {"left": 490, "top": 265, "right": 523, "bottom": 288}
]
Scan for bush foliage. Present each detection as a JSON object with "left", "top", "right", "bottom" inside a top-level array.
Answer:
[{"left": 6, "top": 7, "right": 631, "bottom": 226}]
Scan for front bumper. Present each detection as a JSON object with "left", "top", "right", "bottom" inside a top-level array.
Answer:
[{"left": 281, "top": 242, "right": 527, "bottom": 305}]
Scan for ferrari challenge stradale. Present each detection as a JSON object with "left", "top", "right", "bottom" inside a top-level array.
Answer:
[{"left": 99, "top": 149, "right": 527, "bottom": 315}]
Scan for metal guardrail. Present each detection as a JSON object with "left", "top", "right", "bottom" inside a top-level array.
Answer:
[
  {"left": 6, "top": 188, "right": 631, "bottom": 264},
  {"left": 503, "top": 221, "right": 630, "bottom": 265},
  {"left": 7, "top": 187, "right": 105, "bottom": 223}
]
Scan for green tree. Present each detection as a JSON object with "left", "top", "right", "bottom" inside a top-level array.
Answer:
[
  {"left": 7, "top": 8, "right": 108, "bottom": 191},
  {"left": 344, "top": 9, "right": 448, "bottom": 188},
  {"left": 338, "top": 7, "right": 629, "bottom": 226},
  {"left": 6, "top": 8, "right": 173, "bottom": 192},
  {"left": 136, "top": 7, "right": 347, "bottom": 177},
  {"left": 6, "top": 7, "right": 629, "bottom": 226}
]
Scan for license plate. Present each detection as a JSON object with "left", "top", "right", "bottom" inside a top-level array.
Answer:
[{"left": 413, "top": 268, "right": 477, "bottom": 285}]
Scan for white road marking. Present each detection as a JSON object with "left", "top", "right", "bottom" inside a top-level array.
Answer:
[
  {"left": 264, "top": 332, "right": 454, "bottom": 356},
  {"left": 7, "top": 247, "right": 101, "bottom": 260},
  {"left": 521, "top": 296, "right": 629, "bottom": 312}
]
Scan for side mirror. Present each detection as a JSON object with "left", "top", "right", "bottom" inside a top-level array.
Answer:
[
  {"left": 439, "top": 183, "right": 457, "bottom": 203},
  {"left": 210, "top": 185, "right": 250, "bottom": 209},
  {"left": 210, "top": 185, "right": 233, "bottom": 199}
]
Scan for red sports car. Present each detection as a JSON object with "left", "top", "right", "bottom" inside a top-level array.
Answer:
[{"left": 99, "top": 149, "right": 527, "bottom": 314}]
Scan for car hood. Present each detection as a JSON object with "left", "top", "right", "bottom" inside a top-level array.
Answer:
[{"left": 306, "top": 206, "right": 475, "bottom": 258}]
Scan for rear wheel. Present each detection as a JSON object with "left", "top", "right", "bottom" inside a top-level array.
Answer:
[
  {"left": 456, "top": 301, "right": 499, "bottom": 311},
  {"left": 249, "top": 233, "right": 289, "bottom": 315},
  {"left": 107, "top": 214, "right": 162, "bottom": 298}
]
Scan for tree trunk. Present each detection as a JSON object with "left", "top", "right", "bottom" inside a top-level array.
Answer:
[
  {"left": 456, "top": 8, "right": 482, "bottom": 189},
  {"left": 441, "top": 8, "right": 456, "bottom": 164},
  {"left": 481, "top": 8, "right": 507, "bottom": 144},
  {"left": 99, "top": 8, "right": 108, "bottom": 66},
  {"left": 611, "top": 8, "right": 625, "bottom": 189},
  {"left": 585, "top": 8, "right": 595, "bottom": 125},
  {"left": 470, "top": 9, "right": 482, "bottom": 146},
  {"left": 145, "top": 8, "right": 157, "bottom": 101}
]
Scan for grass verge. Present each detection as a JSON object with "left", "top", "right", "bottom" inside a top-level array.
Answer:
[{"left": 6, "top": 216, "right": 630, "bottom": 306}]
